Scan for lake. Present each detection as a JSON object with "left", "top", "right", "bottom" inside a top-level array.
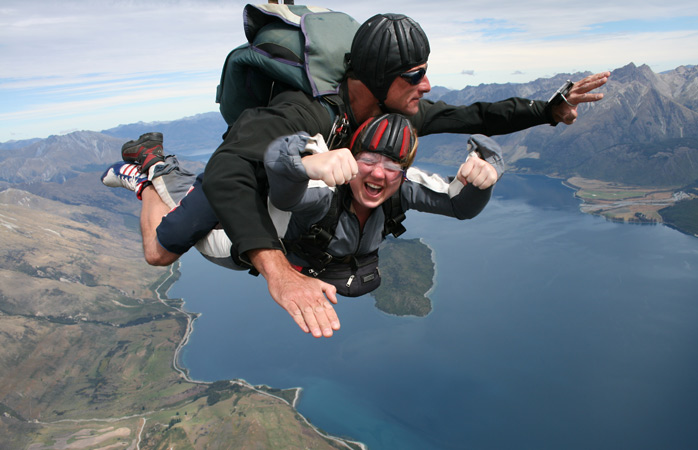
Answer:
[{"left": 173, "top": 173, "right": 698, "bottom": 450}]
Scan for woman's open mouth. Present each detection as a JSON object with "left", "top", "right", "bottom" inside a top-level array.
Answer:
[{"left": 365, "top": 182, "right": 383, "bottom": 197}]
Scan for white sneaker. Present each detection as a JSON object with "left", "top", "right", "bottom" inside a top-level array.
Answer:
[{"left": 101, "top": 161, "right": 149, "bottom": 195}]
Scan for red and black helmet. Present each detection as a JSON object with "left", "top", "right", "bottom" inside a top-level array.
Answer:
[{"left": 349, "top": 114, "right": 418, "bottom": 169}]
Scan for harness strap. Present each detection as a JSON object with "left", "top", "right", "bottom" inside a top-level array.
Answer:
[
  {"left": 295, "top": 250, "right": 380, "bottom": 278},
  {"left": 321, "top": 93, "right": 351, "bottom": 150},
  {"left": 382, "top": 192, "right": 406, "bottom": 238}
]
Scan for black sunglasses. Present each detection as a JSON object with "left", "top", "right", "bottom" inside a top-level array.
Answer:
[{"left": 400, "top": 67, "right": 427, "bottom": 85}]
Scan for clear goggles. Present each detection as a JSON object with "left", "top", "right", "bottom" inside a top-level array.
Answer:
[{"left": 356, "top": 153, "right": 404, "bottom": 179}]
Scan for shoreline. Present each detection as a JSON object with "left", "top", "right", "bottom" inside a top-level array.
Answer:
[
  {"left": 420, "top": 237, "right": 438, "bottom": 300},
  {"left": 156, "top": 259, "right": 367, "bottom": 450},
  {"left": 150, "top": 261, "right": 200, "bottom": 383}
]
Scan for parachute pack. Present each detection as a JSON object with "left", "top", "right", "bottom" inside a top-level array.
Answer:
[{"left": 215, "top": 3, "right": 360, "bottom": 127}]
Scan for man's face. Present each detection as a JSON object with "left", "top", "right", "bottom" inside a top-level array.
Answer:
[
  {"left": 383, "top": 63, "right": 431, "bottom": 116},
  {"left": 349, "top": 152, "right": 403, "bottom": 211}
]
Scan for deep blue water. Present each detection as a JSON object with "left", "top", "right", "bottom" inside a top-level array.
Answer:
[{"left": 173, "top": 173, "right": 698, "bottom": 450}]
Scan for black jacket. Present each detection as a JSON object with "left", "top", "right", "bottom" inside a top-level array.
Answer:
[{"left": 202, "top": 84, "right": 552, "bottom": 266}]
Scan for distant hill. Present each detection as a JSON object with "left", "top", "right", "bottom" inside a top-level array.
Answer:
[
  {"left": 100, "top": 112, "right": 228, "bottom": 161},
  {"left": 0, "top": 131, "right": 124, "bottom": 185},
  {"left": 0, "top": 131, "right": 205, "bottom": 193}
]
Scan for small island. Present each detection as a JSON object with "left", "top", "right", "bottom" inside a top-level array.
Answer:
[{"left": 372, "top": 236, "right": 435, "bottom": 317}]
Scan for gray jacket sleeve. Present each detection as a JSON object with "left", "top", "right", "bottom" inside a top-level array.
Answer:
[
  {"left": 468, "top": 134, "right": 505, "bottom": 178},
  {"left": 264, "top": 133, "right": 332, "bottom": 226},
  {"left": 402, "top": 135, "right": 504, "bottom": 220}
]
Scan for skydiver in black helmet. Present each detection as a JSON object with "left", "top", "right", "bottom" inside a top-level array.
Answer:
[{"left": 103, "top": 12, "right": 609, "bottom": 338}]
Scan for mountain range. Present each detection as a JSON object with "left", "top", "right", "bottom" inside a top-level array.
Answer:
[{"left": 2, "top": 62, "right": 696, "bottom": 191}]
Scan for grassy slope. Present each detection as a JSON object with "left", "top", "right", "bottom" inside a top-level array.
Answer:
[{"left": 0, "top": 189, "right": 358, "bottom": 449}]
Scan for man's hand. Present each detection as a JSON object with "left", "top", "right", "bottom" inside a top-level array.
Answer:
[
  {"left": 551, "top": 71, "right": 610, "bottom": 125},
  {"left": 302, "top": 149, "right": 358, "bottom": 186},
  {"left": 248, "top": 248, "right": 341, "bottom": 338},
  {"left": 457, "top": 152, "right": 498, "bottom": 190}
]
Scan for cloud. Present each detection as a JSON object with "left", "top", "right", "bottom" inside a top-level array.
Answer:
[{"left": 1, "top": 0, "right": 697, "bottom": 141}]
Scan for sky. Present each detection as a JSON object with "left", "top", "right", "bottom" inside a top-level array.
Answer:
[{"left": 1, "top": 0, "right": 697, "bottom": 142}]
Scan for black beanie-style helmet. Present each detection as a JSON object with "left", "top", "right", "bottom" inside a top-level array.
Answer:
[{"left": 348, "top": 13, "right": 430, "bottom": 103}]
